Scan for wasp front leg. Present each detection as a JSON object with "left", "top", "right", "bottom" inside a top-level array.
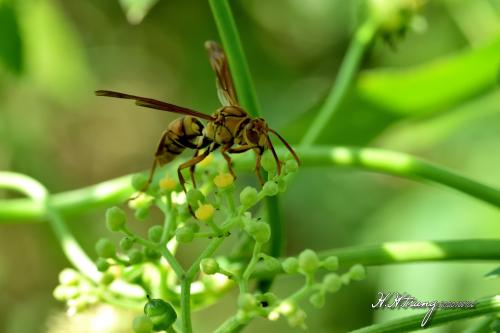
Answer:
[
  {"left": 220, "top": 143, "right": 237, "bottom": 179},
  {"left": 228, "top": 144, "right": 264, "bottom": 185}
]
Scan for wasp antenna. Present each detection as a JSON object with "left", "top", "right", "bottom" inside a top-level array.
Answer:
[
  {"left": 95, "top": 90, "right": 138, "bottom": 100},
  {"left": 268, "top": 128, "right": 300, "bottom": 165},
  {"left": 266, "top": 134, "right": 282, "bottom": 176}
]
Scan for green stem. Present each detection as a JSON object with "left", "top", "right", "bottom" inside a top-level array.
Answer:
[
  {"left": 251, "top": 239, "right": 500, "bottom": 278},
  {"left": 180, "top": 237, "right": 225, "bottom": 332},
  {"left": 208, "top": 0, "right": 284, "bottom": 295},
  {"left": 350, "top": 296, "right": 500, "bottom": 333},
  {"left": 300, "top": 19, "right": 378, "bottom": 146},
  {"left": 180, "top": 277, "right": 193, "bottom": 333},
  {"left": 214, "top": 314, "right": 249, "bottom": 333},
  {"left": 208, "top": 0, "right": 261, "bottom": 117},
  {"left": 239, "top": 241, "right": 262, "bottom": 293},
  {"left": 0, "top": 172, "right": 99, "bottom": 281},
  {"left": 3, "top": 146, "right": 500, "bottom": 222}
]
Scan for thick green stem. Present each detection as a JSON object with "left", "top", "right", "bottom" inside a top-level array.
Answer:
[
  {"left": 300, "top": 19, "right": 377, "bottom": 146},
  {"left": 350, "top": 296, "right": 500, "bottom": 333},
  {"left": 251, "top": 239, "right": 500, "bottom": 278},
  {"left": 208, "top": 0, "right": 284, "bottom": 295},
  {"left": 180, "top": 277, "right": 193, "bottom": 333},
  {"left": 3, "top": 146, "right": 500, "bottom": 223},
  {"left": 208, "top": 0, "right": 261, "bottom": 117}
]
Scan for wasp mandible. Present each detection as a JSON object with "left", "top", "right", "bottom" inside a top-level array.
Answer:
[{"left": 96, "top": 41, "right": 300, "bottom": 196}]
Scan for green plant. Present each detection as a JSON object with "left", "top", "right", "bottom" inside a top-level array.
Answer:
[{"left": 1, "top": 0, "right": 499, "bottom": 332}]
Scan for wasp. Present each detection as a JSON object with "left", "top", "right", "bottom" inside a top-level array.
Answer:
[{"left": 96, "top": 41, "right": 299, "bottom": 198}]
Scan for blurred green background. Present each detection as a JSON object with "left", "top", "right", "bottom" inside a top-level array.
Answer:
[{"left": 0, "top": 0, "right": 499, "bottom": 332}]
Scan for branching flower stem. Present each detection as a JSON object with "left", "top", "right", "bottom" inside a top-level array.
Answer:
[{"left": 3, "top": 146, "right": 500, "bottom": 223}]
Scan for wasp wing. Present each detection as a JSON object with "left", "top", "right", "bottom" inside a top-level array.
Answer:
[
  {"left": 205, "top": 41, "right": 239, "bottom": 107},
  {"left": 95, "top": 90, "right": 215, "bottom": 121}
]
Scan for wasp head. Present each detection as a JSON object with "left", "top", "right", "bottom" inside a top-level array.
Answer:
[{"left": 244, "top": 118, "right": 269, "bottom": 148}]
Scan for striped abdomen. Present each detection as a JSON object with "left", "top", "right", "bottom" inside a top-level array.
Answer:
[{"left": 156, "top": 116, "right": 206, "bottom": 165}]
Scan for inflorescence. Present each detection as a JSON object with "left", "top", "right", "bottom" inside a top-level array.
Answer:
[{"left": 53, "top": 152, "right": 366, "bottom": 332}]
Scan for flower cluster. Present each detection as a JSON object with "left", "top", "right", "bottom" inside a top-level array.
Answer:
[{"left": 52, "top": 152, "right": 365, "bottom": 332}]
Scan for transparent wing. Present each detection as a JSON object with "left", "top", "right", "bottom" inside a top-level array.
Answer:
[
  {"left": 95, "top": 90, "right": 215, "bottom": 121},
  {"left": 205, "top": 41, "right": 239, "bottom": 107}
]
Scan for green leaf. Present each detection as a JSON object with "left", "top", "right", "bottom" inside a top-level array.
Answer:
[
  {"left": 357, "top": 37, "right": 500, "bottom": 116},
  {"left": 119, "top": 0, "right": 159, "bottom": 25},
  {"left": 0, "top": 2, "right": 23, "bottom": 74}
]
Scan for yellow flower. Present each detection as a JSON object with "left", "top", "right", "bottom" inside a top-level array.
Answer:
[
  {"left": 195, "top": 204, "right": 215, "bottom": 221},
  {"left": 159, "top": 177, "right": 177, "bottom": 191},
  {"left": 198, "top": 153, "right": 214, "bottom": 167},
  {"left": 214, "top": 173, "right": 234, "bottom": 188}
]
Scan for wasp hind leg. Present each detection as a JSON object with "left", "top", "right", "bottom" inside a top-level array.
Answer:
[
  {"left": 221, "top": 143, "right": 237, "bottom": 179},
  {"left": 177, "top": 143, "right": 219, "bottom": 217},
  {"left": 126, "top": 130, "right": 170, "bottom": 203}
]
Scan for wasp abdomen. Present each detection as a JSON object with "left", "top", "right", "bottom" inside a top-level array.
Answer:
[{"left": 156, "top": 116, "right": 206, "bottom": 166}]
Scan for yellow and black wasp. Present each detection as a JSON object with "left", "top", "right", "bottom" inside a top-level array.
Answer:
[{"left": 96, "top": 41, "right": 299, "bottom": 196}]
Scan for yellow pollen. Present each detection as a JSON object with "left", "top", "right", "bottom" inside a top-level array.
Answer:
[
  {"left": 159, "top": 177, "right": 177, "bottom": 191},
  {"left": 195, "top": 204, "right": 215, "bottom": 221},
  {"left": 199, "top": 153, "right": 214, "bottom": 167},
  {"left": 214, "top": 173, "right": 234, "bottom": 188}
]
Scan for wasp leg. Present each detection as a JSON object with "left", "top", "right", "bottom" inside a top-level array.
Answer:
[
  {"left": 189, "top": 149, "right": 199, "bottom": 188},
  {"left": 178, "top": 143, "right": 219, "bottom": 217},
  {"left": 254, "top": 149, "right": 265, "bottom": 186},
  {"left": 228, "top": 145, "right": 264, "bottom": 185},
  {"left": 220, "top": 143, "right": 236, "bottom": 179},
  {"left": 127, "top": 130, "right": 169, "bottom": 202},
  {"left": 189, "top": 136, "right": 212, "bottom": 189}
]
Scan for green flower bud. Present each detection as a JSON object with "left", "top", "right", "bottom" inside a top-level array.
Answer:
[
  {"left": 144, "top": 298, "right": 177, "bottom": 331},
  {"left": 186, "top": 189, "right": 204, "bottom": 207},
  {"left": 240, "top": 186, "right": 259, "bottom": 207},
  {"left": 287, "top": 309, "right": 307, "bottom": 328},
  {"left": 309, "top": 292, "right": 325, "bottom": 309},
  {"left": 298, "top": 249, "right": 320, "bottom": 273},
  {"left": 64, "top": 286, "right": 80, "bottom": 299},
  {"left": 135, "top": 207, "right": 150, "bottom": 221},
  {"left": 95, "top": 238, "right": 116, "bottom": 258},
  {"left": 105, "top": 206, "right": 126, "bottom": 232},
  {"left": 323, "top": 273, "right": 342, "bottom": 293},
  {"left": 245, "top": 221, "right": 270, "bottom": 244},
  {"left": 53, "top": 285, "right": 67, "bottom": 301},
  {"left": 96, "top": 258, "right": 109, "bottom": 272},
  {"left": 101, "top": 272, "right": 115, "bottom": 285},
  {"left": 200, "top": 258, "right": 219, "bottom": 275},
  {"left": 285, "top": 159, "right": 299, "bottom": 174},
  {"left": 282, "top": 257, "right": 299, "bottom": 274},
  {"left": 145, "top": 248, "right": 161, "bottom": 260},
  {"left": 262, "top": 255, "right": 282, "bottom": 272},
  {"left": 349, "top": 264, "right": 366, "bottom": 281},
  {"left": 58, "top": 268, "right": 80, "bottom": 286},
  {"left": 277, "top": 178, "right": 287, "bottom": 192},
  {"left": 128, "top": 249, "right": 143, "bottom": 264},
  {"left": 261, "top": 292, "right": 279, "bottom": 307},
  {"left": 261, "top": 151, "right": 277, "bottom": 173},
  {"left": 184, "top": 221, "right": 200, "bottom": 233},
  {"left": 120, "top": 237, "right": 135, "bottom": 251},
  {"left": 131, "top": 174, "right": 149, "bottom": 191},
  {"left": 262, "top": 181, "right": 279, "bottom": 196},
  {"left": 148, "top": 225, "right": 163, "bottom": 243},
  {"left": 238, "top": 293, "right": 257, "bottom": 311},
  {"left": 133, "top": 315, "right": 153, "bottom": 333},
  {"left": 323, "top": 256, "right": 339, "bottom": 271},
  {"left": 175, "top": 226, "right": 194, "bottom": 243}
]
